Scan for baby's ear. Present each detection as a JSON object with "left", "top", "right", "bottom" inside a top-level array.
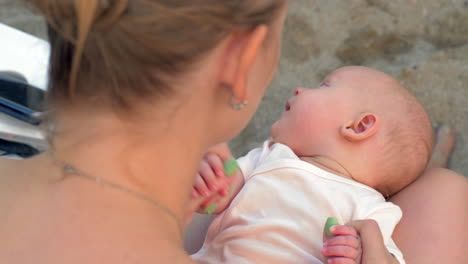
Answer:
[{"left": 340, "top": 113, "right": 380, "bottom": 142}]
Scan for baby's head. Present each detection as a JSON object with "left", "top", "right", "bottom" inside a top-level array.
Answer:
[{"left": 272, "top": 66, "right": 433, "bottom": 196}]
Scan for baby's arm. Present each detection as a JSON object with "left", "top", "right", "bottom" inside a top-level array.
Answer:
[{"left": 190, "top": 144, "right": 245, "bottom": 215}]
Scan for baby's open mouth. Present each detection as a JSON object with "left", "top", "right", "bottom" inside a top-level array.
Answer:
[{"left": 285, "top": 102, "right": 291, "bottom": 111}]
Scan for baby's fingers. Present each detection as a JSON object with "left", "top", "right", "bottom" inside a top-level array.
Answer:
[
  {"left": 326, "top": 257, "right": 358, "bottom": 264},
  {"left": 329, "top": 225, "right": 358, "bottom": 237},
  {"left": 322, "top": 245, "right": 360, "bottom": 259},
  {"left": 324, "top": 235, "right": 360, "bottom": 249}
]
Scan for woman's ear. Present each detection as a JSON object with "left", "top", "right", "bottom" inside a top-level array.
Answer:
[
  {"left": 340, "top": 113, "right": 380, "bottom": 142},
  {"left": 219, "top": 25, "right": 269, "bottom": 102}
]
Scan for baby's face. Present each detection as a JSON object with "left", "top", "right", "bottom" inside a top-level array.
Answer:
[
  {"left": 271, "top": 68, "right": 361, "bottom": 156},
  {"left": 272, "top": 66, "right": 432, "bottom": 195}
]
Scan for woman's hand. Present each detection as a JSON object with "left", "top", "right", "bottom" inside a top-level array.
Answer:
[
  {"left": 191, "top": 144, "right": 244, "bottom": 217},
  {"left": 192, "top": 152, "right": 231, "bottom": 199},
  {"left": 192, "top": 142, "right": 236, "bottom": 198},
  {"left": 347, "top": 220, "right": 399, "bottom": 264}
]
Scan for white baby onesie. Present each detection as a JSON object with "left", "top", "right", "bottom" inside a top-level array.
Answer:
[{"left": 192, "top": 141, "right": 405, "bottom": 264}]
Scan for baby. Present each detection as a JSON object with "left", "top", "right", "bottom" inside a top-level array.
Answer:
[{"left": 188, "top": 66, "right": 433, "bottom": 264}]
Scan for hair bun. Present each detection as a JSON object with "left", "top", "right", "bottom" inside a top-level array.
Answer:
[{"left": 95, "top": 0, "right": 128, "bottom": 30}]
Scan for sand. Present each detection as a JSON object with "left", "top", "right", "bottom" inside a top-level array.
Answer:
[{"left": 0, "top": 0, "right": 466, "bottom": 176}]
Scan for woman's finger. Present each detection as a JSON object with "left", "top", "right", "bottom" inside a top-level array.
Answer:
[
  {"left": 346, "top": 220, "right": 391, "bottom": 263},
  {"left": 206, "top": 143, "right": 233, "bottom": 161},
  {"left": 191, "top": 189, "right": 200, "bottom": 198},
  {"left": 322, "top": 245, "right": 359, "bottom": 259},
  {"left": 324, "top": 235, "right": 360, "bottom": 249},
  {"left": 194, "top": 173, "right": 210, "bottom": 197},
  {"left": 199, "top": 160, "right": 219, "bottom": 191},
  {"left": 197, "top": 195, "right": 221, "bottom": 215},
  {"left": 205, "top": 152, "right": 226, "bottom": 178},
  {"left": 346, "top": 220, "right": 383, "bottom": 243}
]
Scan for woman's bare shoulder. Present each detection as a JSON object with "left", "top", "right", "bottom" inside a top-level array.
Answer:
[
  {"left": 0, "top": 155, "right": 196, "bottom": 264},
  {"left": 0, "top": 157, "right": 21, "bottom": 185},
  {"left": 0, "top": 154, "right": 55, "bottom": 184},
  {"left": 0, "top": 156, "right": 50, "bottom": 217},
  {"left": 0, "top": 156, "right": 40, "bottom": 186}
]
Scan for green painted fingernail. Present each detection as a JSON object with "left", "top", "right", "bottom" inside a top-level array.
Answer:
[
  {"left": 325, "top": 217, "right": 339, "bottom": 236},
  {"left": 224, "top": 159, "right": 239, "bottom": 177},
  {"left": 204, "top": 203, "right": 217, "bottom": 215}
]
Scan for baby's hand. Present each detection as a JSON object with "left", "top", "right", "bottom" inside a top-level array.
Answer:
[{"left": 322, "top": 225, "right": 362, "bottom": 264}]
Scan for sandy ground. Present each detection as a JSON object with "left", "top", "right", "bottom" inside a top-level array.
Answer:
[{"left": 0, "top": 0, "right": 466, "bottom": 176}]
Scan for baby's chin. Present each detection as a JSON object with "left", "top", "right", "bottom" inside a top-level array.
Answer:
[{"left": 270, "top": 121, "right": 281, "bottom": 140}]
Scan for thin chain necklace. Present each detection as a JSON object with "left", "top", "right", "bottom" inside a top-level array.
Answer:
[{"left": 50, "top": 153, "right": 184, "bottom": 239}]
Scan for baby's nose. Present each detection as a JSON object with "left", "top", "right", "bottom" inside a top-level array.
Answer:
[{"left": 294, "top": 87, "right": 307, "bottom": 95}]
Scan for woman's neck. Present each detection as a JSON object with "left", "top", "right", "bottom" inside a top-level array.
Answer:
[{"left": 49, "top": 109, "right": 206, "bottom": 241}]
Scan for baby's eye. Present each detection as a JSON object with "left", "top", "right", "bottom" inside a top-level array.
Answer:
[{"left": 319, "top": 82, "right": 328, "bottom": 87}]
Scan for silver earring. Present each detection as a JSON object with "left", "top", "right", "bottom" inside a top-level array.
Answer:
[{"left": 231, "top": 95, "right": 249, "bottom": 111}]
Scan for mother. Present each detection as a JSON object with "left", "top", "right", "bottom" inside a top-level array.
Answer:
[{"left": 0, "top": 0, "right": 466, "bottom": 263}]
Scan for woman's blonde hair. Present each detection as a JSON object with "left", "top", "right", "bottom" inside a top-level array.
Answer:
[{"left": 29, "top": 0, "right": 285, "bottom": 111}]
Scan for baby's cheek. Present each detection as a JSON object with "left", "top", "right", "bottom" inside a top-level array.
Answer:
[{"left": 295, "top": 117, "right": 318, "bottom": 138}]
